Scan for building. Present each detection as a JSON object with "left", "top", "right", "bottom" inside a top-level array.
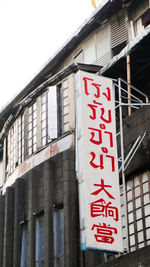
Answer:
[{"left": 0, "top": 0, "right": 150, "bottom": 266}]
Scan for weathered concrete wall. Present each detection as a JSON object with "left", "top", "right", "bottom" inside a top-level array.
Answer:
[
  {"left": 0, "top": 195, "right": 5, "bottom": 267},
  {"left": 97, "top": 244, "right": 150, "bottom": 267},
  {"left": 0, "top": 148, "right": 80, "bottom": 267},
  {"left": 3, "top": 187, "right": 14, "bottom": 267}
]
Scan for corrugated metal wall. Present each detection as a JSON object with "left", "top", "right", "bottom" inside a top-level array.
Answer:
[
  {"left": 110, "top": 13, "right": 127, "bottom": 49},
  {"left": 96, "top": 24, "right": 112, "bottom": 66}
]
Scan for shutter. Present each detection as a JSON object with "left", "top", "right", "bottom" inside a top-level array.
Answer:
[
  {"left": 96, "top": 24, "right": 112, "bottom": 66},
  {"left": 110, "top": 13, "right": 127, "bottom": 49},
  {"left": 84, "top": 36, "right": 96, "bottom": 64}
]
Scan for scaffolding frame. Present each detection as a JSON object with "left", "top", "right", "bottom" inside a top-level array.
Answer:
[{"left": 114, "top": 78, "right": 150, "bottom": 253}]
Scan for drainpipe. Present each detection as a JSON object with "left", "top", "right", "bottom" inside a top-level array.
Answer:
[{"left": 126, "top": 14, "right": 133, "bottom": 116}]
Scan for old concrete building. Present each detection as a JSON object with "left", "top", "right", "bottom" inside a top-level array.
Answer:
[{"left": 0, "top": 0, "right": 150, "bottom": 266}]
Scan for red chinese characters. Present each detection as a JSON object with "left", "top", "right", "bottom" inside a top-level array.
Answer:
[
  {"left": 91, "top": 179, "right": 115, "bottom": 199},
  {"left": 90, "top": 198, "right": 118, "bottom": 221},
  {"left": 91, "top": 223, "right": 117, "bottom": 244}
]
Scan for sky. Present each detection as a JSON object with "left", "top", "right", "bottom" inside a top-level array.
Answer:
[{"left": 0, "top": 0, "right": 94, "bottom": 110}]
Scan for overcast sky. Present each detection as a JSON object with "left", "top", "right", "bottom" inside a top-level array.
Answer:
[{"left": 0, "top": 0, "right": 94, "bottom": 110}]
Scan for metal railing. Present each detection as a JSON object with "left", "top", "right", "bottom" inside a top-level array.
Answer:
[{"left": 114, "top": 78, "right": 150, "bottom": 253}]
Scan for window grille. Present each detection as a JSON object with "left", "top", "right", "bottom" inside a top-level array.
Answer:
[
  {"left": 27, "top": 102, "right": 37, "bottom": 156},
  {"left": 57, "top": 80, "right": 70, "bottom": 136},
  {"left": 121, "top": 172, "right": 150, "bottom": 252},
  {"left": 41, "top": 93, "right": 47, "bottom": 146},
  {"left": 10, "top": 122, "right": 17, "bottom": 173},
  {"left": 18, "top": 114, "right": 25, "bottom": 164},
  {"left": 62, "top": 80, "right": 69, "bottom": 133}
]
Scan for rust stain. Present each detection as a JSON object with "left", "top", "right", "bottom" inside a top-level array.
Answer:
[
  {"left": 18, "top": 157, "right": 34, "bottom": 176},
  {"left": 50, "top": 144, "right": 59, "bottom": 157},
  {"left": 45, "top": 147, "right": 50, "bottom": 159}
]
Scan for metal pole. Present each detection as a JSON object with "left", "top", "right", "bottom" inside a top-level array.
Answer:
[
  {"left": 127, "top": 55, "right": 132, "bottom": 116},
  {"left": 118, "top": 78, "right": 129, "bottom": 253},
  {"left": 124, "top": 132, "right": 146, "bottom": 172},
  {"left": 119, "top": 135, "right": 142, "bottom": 173}
]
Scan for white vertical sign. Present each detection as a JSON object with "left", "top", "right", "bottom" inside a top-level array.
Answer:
[{"left": 75, "top": 71, "right": 123, "bottom": 253}]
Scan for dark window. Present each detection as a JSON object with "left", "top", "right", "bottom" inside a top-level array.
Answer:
[
  {"left": 53, "top": 209, "right": 64, "bottom": 267},
  {"left": 35, "top": 216, "right": 44, "bottom": 267},
  {"left": 20, "top": 225, "right": 28, "bottom": 267},
  {"left": 142, "top": 9, "right": 150, "bottom": 27},
  {"left": 112, "top": 41, "right": 126, "bottom": 57}
]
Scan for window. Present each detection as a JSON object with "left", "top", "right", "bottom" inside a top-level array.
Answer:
[
  {"left": 35, "top": 216, "right": 44, "bottom": 267},
  {"left": 48, "top": 86, "right": 58, "bottom": 141},
  {"left": 6, "top": 91, "right": 57, "bottom": 176},
  {"left": 27, "top": 102, "right": 37, "bottom": 156},
  {"left": 10, "top": 122, "right": 17, "bottom": 173},
  {"left": 18, "top": 113, "right": 25, "bottom": 164},
  {"left": 135, "top": 17, "right": 144, "bottom": 37},
  {"left": 53, "top": 209, "right": 64, "bottom": 267},
  {"left": 41, "top": 93, "right": 47, "bottom": 146},
  {"left": 57, "top": 80, "right": 70, "bottom": 136},
  {"left": 96, "top": 24, "right": 112, "bottom": 66},
  {"left": 110, "top": 13, "right": 127, "bottom": 56},
  {"left": 142, "top": 9, "right": 150, "bottom": 28},
  {"left": 135, "top": 10, "right": 150, "bottom": 37},
  {"left": 62, "top": 80, "right": 69, "bottom": 133},
  {"left": 20, "top": 225, "right": 28, "bottom": 267},
  {"left": 122, "top": 172, "right": 150, "bottom": 252}
]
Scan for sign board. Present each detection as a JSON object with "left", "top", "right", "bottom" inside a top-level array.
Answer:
[{"left": 75, "top": 71, "right": 123, "bottom": 253}]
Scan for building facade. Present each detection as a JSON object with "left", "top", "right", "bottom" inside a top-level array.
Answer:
[{"left": 0, "top": 0, "right": 150, "bottom": 266}]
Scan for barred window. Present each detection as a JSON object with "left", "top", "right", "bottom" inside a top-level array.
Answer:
[
  {"left": 121, "top": 172, "right": 150, "bottom": 252},
  {"left": 28, "top": 102, "right": 37, "bottom": 156},
  {"left": 10, "top": 122, "right": 17, "bottom": 173},
  {"left": 57, "top": 81, "right": 70, "bottom": 136},
  {"left": 41, "top": 93, "right": 47, "bottom": 146},
  {"left": 18, "top": 114, "right": 25, "bottom": 164},
  {"left": 62, "top": 80, "right": 69, "bottom": 134}
]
